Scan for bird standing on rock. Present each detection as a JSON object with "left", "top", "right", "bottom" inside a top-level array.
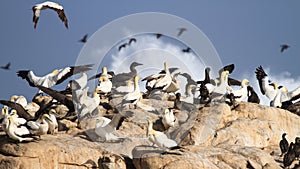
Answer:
[{"left": 279, "top": 133, "right": 289, "bottom": 157}]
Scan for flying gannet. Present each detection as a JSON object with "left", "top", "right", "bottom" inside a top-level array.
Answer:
[
  {"left": 17, "top": 64, "right": 93, "bottom": 93},
  {"left": 32, "top": 1, "right": 68, "bottom": 29},
  {"left": 280, "top": 44, "right": 290, "bottom": 53},
  {"left": 79, "top": 34, "right": 88, "bottom": 43},
  {"left": 146, "top": 116, "right": 178, "bottom": 150},
  {"left": 0, "top": 62, "right": 10, "bottom": 70},
  {"left": 177, "top": 28, "right": 187, "bottom": 37}
]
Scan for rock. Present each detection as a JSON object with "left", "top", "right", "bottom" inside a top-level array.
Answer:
[{"left": 0, "top": 133, "right": 126, "bottom": 169}]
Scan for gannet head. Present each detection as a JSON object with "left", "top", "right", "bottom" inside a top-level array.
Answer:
[
  {"left": 164, "top": 108, "right": 170, "bottom": 115},
  {"left": 52, "top": 69, "right": 59, "bottom": 75},
  {"left": 282, "top": 133, "right": 287, "bottom": 138},
  {"left": 102, "top": 66, "right": 108, "bottom": 74},
  {"left": 49, "top": 109, "right": 57, "bottom": 115},
  {"left": 10, "top": 95, "right": 19, "bottom": 102},
  {"left": 241, "top": 79, "right": 250, "bottom": 87},
  {"left": 271, "top": 82, "right": 278, "bottom": 90},
  {"left": 131, "top": 62, "right": 143, "bottom": 67},
  {"left": 42, "top": 114, "right": 52, "bottom": 122},
  {"left": 10, "top": 109, "right": 18, "bottom": 117}
]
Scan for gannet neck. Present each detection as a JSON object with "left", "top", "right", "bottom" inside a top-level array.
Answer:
[
  {"left": 102, "top": 66, "right": 108, "bottom": 75},
  {"left": 134, "top": 76, "right": 140, "bottom": 91},
  {"left": 164, "top": 62, "right": 170, "bottom": 75},
  {"left": 10, "top": 95, "right": 18, "bottom": 102}
]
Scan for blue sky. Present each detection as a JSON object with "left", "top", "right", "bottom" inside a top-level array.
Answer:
[{"left": 0, "top": 1, "right": 299, "bottom": 104}]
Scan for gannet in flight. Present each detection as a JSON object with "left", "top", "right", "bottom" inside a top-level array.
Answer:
[
  {"left": 0, "top": 62, "right": 10, "bottom": 70},
  {"left": 17, "top": 64, "right": 93, "bottom": 93},
  {"left": 79, "top": 34, "right": 88, "bottom": 43},
  {"left": 280, "top": 44, "right": 290, "bottom": 53},
  {"left": 146, "top": 116, "right": 179, "bottom": 150},
  {"left": 32, "top": 1, "right": 68, "bottom": 29},
  {"left": 177, "top": 28, "right": 187, "bottom": 37}
]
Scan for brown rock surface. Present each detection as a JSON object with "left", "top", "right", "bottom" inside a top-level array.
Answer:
[{"left": 1, "top": 101, "right": 300, "bottom": 168}]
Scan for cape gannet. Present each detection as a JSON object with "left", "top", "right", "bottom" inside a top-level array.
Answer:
[
  {"left": 280, "top": 133, "right": 289, "bottom": 157},
  {"left": 77, "top": 88, "right": 100, "bottom": 120},
  {"left": 0, "top": 62, "right": 10, "bottom": 70},
  {"left": 162, "top": 108, "right": 176, "bottom": 129},
  {"left": 182, "top": 47, "right": 191, "bottom": 53},
  {"left": 255, "top": 66, "right": 279, "bottom": 101},
  {"left": 27, "top": 114, "right": 51, "bottom": 137},
  {"left": 32, "top": 1, "right": 68, "bottom": 29},
  {"left": 280, "top": 44, "right": 290, "bottom": 53},
  {"left": 44, "top": 109, "right": 58, "bottom": 134},
  {"left": 122, "top": 76, "right": 141, "bottom": 108},
  {"left": 128, "top": 38, "right": 137, "bottom": 45},
  {"left": 177, "top": 28, "right": 187, "bottom": 37},
  {"left": 156, "top": 33, "right": 162, "bottom": 39},
  {"left": 146, "top": 116, "right": 178, "bottom": 150},
  {"left": 153, "top": 62, "right": 172, "bottom": 91},
  {"left": 95, "top": 113, "right": 126, "bottom": 142},
  {"left": 17, "top": 64, "right": 93, "bottom": 94},
  {"left": 79, "top": 34, "right": 88, "bottom": 43},
  {"left": 0, "top": 100, "right": 35, "bottom": 120},
  {"left": 10, "top": 95, "right": 27, "bottom": 107},
  {"left": 230, "top": 79, "right": 249, "bottom": 102},
  {"left": 247, "top": 86, "right": 260, "bottom": 104},
  {"left": 111, "top": 62, "right": 142, "bottom": 87},
  {"left": 164, "top": 72, "right": 180, "bottom": 94},
  {"left": 97, "top": 76, "right": 112, "bottom": 95},
  {"left": 272, "top": 85, "right": 300, "bottom": 108},
  {"left": 6, "top": 115, "right": 33, "bottom": 142}
]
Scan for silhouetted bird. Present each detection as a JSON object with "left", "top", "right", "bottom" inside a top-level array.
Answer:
[
  {"left": 177, "top": 28, "right": 187, "bottom": 37},
  {"left": 182, "top": 47, "right": 191, "bottom": 53},
  {"left": 156, "top": 33, "right": 162, "bottom": 39},
  {"left": 118, "top": 43, "right": 128, "bottom": 51},
  {"left": 0, "top": 62, "right": 10, "bottom": 70},
  {"left": 294, "top": 137, "right": 300, "bottom": 158},
  {"left": 280, "top": 44, "right": 290, "bottom": 53},
  {"left": 283, "top": 142, "right": 296, "bottom": 168},
  {"left": 128, "top": 38, "right": 137, "bottom": 45},
  {"left": 279, "top": 133, "right": 289, "bottom": 156},
  {"left": 79, "top": 34, "right": 88, "bottom": 43},
  {"left": 247, "top": 86, "right": 260, "bottom": 104}
]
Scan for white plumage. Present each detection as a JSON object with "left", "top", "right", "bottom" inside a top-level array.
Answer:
[
  {"left": 32, "top": 1, "right": 68, "bottom": 29},
  {"left": 231, "top": 79, "right": 249, "bottom": 102},
  {"left": 162, "top": 108, "right": 176, "bottom": 129}
]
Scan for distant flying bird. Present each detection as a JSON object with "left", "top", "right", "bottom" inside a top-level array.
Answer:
[
  {"left": 118, "top": 43, "right": 127, "bottom": 51},
  {"left": 280, "top": 44, "right": 290, "bottom": 53},
  {"left": 128, "top": 38, "right": 137, "bottom": 45},
  {"left": 79, "top": 34, "right": 88, "bottom": 43},
  {"left": 177, "top": 28, "right": 187, "bottom": 37},
  {"left": 182, "top": 47, "right": 191, "bottom": 53},
  {"left": 156, "top": 33, "right": 162, "bottom": 39},
  {"left": 0, "top": 62, "right": 10, "bottom": 70},
  {"left": 32, "top": 1, "right": 68, "bottom": 29}
]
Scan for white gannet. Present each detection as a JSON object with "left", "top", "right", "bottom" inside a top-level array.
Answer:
[
  {"left": 17, "top": 64, "right": 93, "bottom": 93},
  {"left": 45, "top": 109, "right": 58, "bottom": 134},
  {"left": 9, "top": 109, "right": 27, "bottom": 127},
  {"left": 122, "top": 76, "right": 141, "bottom": 107},
  {"left": 231, "top": 79, "right": 249, "bottom": 102},
  {"left": 162, "top": 108, "right": 176, "bottom": 129},
  {"left": 10, "top": 95, "right": 27, "bottom": 107},
  {"left": 32, "top": 1, "right": 68, "bottom": 29},
  {"left": 181, "top": 84, "right": 197, "bottom": 104},
  {"left": 211, "top": 70, "right": 231, "bottom": 96},
  {"left": 272, "top": 86, "right": 300, "bottom": 108},
  {"left": 95, "top": 114, "right": 125, "bottom": 142},
  {"left": 97, "top": 76, "right": 112, "bottom": 95},
  {"left": 78, "top": 88, "right": 100, "bottom": 119},
  {"left": 0, "top": 100, "right": 35, "bottom": 120},
  {"left": 27, "top": 114, "right": 51, "bottom": 137},
  {"left": 6, "top": 115, "right": 33, "bottom": 142},
  {"left": 146, "top": 116, "right": 178, "bottom": 150},
  {"left": 111, "top": 62, "right": 143, "bottom": 87},
  {"left": 255, "top": 66, "right": 279, "bottom": 101},
  {"left": 164, "top": 72, "right": 180, "bottom": 94},
  {"left": 113, "top": 80, "right": 134, "bottom": 95},
  {"left": 153, "top": 62, "right": 172, "bottom": 91}
]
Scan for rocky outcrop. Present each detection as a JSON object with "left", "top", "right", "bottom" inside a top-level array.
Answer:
[{"left": 1, "top": 101, "right": 300, "bottom": 168}]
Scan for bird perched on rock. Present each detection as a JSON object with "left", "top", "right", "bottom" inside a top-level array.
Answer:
[
  {"left": 27, "top": 114, "right": 52, "bottom": 138},
  {"left": 283, "top": 142, "right": 296, "bottom": 168},
  {"left": 247, "top": 86, "right": 260, "bottom": 104},
  {"left": 162, "top": 108, "right": 176, "bottom": 129},
  {"left": 279, "top": 133, "right": 289, "bottom": 157},
  {"left": 32, "top": 1, "right": 68, "bottom": 29}
]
